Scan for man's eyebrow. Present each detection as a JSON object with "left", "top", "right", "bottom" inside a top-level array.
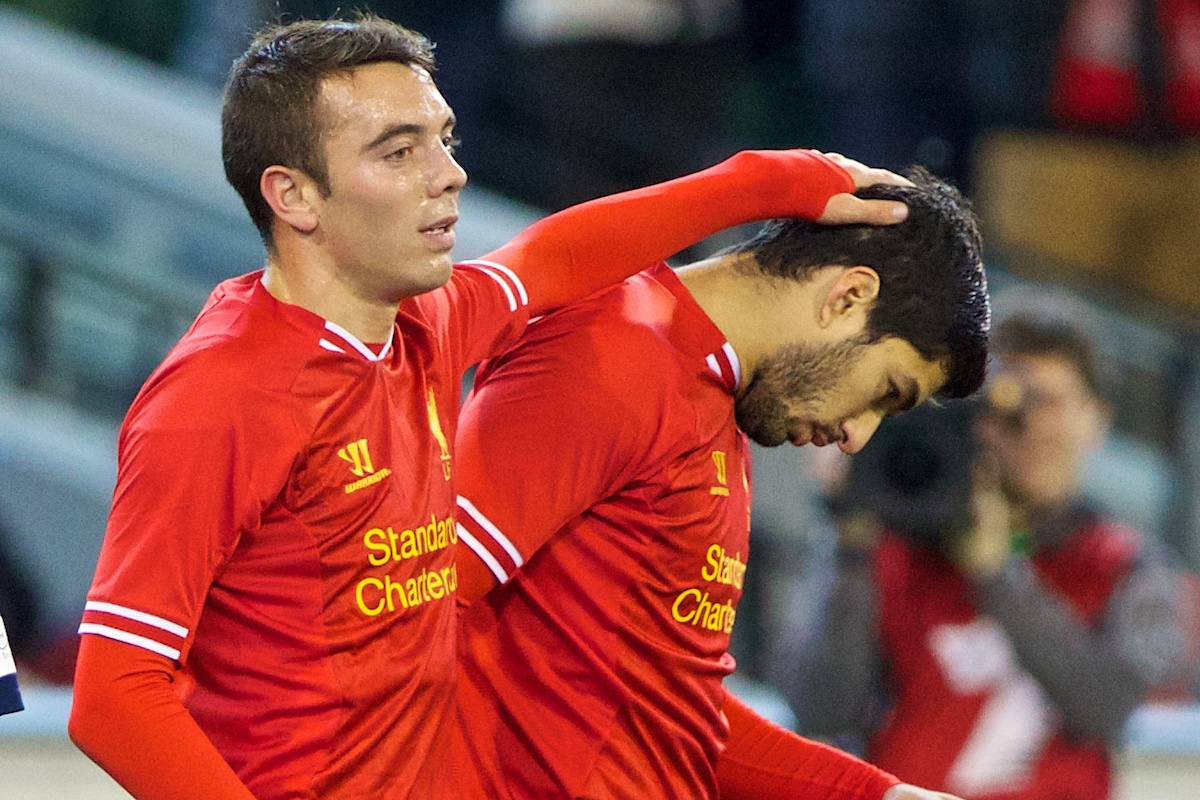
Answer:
[{"left": 362, "top": 114, "right": 457, "bottom": 153}]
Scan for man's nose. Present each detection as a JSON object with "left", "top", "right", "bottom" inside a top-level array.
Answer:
[
  {"left": 839, "top": 412, "right": 885, "bottom": 454},
  {"left": 429, "top": 145, "right": 467, "bottom": 196}
]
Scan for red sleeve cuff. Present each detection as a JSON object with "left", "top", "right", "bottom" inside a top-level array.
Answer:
[{"left": 717, "top": 691, "right": 898, "bottom": 800}]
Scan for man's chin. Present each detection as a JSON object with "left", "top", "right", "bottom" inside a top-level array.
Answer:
[
  {"left": 399, "top": 260, "right": 454, "bottom": 299},
  {"left": 743, "top": 424, "right": 789, "bottom": 448}
]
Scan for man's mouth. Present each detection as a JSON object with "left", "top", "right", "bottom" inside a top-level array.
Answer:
[{"left": 421, "top": 216, "right": 457, "bottom": 235}]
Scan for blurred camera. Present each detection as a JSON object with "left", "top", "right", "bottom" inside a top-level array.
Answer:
[{"left": 829, "top": 372, "right": 1027, "bottom": 551}]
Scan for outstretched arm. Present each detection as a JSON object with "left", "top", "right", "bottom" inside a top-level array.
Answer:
[
  {"left": 481, "top": 150, "right": 911, "bottom": 317},
  {"left": 70, "top": 636, "right": 256, "bottom": 800},
  {"left": 718, "top": 691, "right": 964, "bottom": 800},
  {"left": 717, "top": 691, "right": 896, "bottom": 800}
]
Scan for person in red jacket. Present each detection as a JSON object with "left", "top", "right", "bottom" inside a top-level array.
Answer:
[
  {"left": 780, "top": 311, "right": 1188, "bottom": 800},
  {"left": 452, "top": 168, "right": 989, "bottom": 800},
  {"left": 66, "top": 12, "right": 915, "bottom": 800}
]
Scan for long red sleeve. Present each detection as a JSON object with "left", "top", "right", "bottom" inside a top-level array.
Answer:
[
  {"left": 484, "top": 149, "right": 853, "bottom": 316},
  {"left": 718, "top": 691, "right": 898, "bottom": 800},
  {"left": 69, "top": 635, "right": 257, "bottom": 800}
]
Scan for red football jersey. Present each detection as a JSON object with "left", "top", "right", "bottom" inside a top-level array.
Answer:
[
  {"left": 869, "top": 524, "right": 1140, "bottom": 800},
  {"left": 454, "top": 263, "right": 753, "bottom": 799},
  {"left": 80, "top": 265, "right": 528, "bottom": 799}
]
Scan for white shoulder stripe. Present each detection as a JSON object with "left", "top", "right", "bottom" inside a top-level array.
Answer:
[
  {"left": 456, "top": 524, "right": 509, "bottom": 584},
  {"left": 456, "top": 495, "right": 524, "bottom": 567},
  {"left": 78, "top": 623, "right": 182, "bottom": 661},
  {"left": 84, "top": 601, "right": 188, "bottom": 638},
  {"left": 722, "top": 342, "right": 742, "bottom": 387},
  {"left": 464, "top": 259, "right": 530, "bottom": 306},
  {"left": 472, "top": 265, "right": 519, "bottom": 312}
]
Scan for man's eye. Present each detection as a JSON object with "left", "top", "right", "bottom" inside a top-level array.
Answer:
[
  {"left": 386, "top": 146, "right": 412, "bottom": 160},
  {"left": 881, "top": 382, "right": 901, "bottom": 415},
  {"left": 443, "top": 135, "right": 462, "bottom": 153}
]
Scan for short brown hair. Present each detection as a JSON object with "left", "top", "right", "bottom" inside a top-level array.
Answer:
[
  {"left": 221, "top": 14, "right": 436, "bottom": 245},
  {"left": 992, "top": 312, "right": 1105, "bottom": 398}
]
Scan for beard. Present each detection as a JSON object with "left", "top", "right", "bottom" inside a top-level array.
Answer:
[{"left": 735, "top": 335, "right": 869, "bottom": 447}]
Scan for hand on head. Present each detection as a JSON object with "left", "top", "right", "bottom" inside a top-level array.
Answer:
[{"left": 816, "top": 152, "right": 914, "bottom": 226}]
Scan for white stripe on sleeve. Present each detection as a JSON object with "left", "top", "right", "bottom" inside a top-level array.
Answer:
[
  {"left": 469, "top": 265, "right": 518, "bottom": 312},
  {"left": 78, "top": 623, "right": 182, "bottom": 661},
  {"left": 456, "top": 496, "right": 525, "bottom": 567},
  {"left": 83, "top": 601, "right": 188, "bottom": 638},
  {"left": 466, "top": 259, "right": 530, "bottom": 307},
  {"left": 457, "top": 524, "right": 509, "bottom": 585}
]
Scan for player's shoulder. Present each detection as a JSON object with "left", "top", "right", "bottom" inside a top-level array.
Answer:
[
  {"left": 129, "top": 276, "right": 330, "bottom": 424},
  {"left": 524, "top": 268, "right": 684, "bottom": 371}
]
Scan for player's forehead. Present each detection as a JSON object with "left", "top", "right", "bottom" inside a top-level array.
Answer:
[{"left": 317, "top": 62, "right": 451, "bottom": 144}]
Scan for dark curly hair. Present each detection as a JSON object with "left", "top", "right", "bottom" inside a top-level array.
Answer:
[
  {"left": 730, "top": 167, "right": 990, "bottom": 399},
  {"left": 222, "top": 13, "right": 437, "bottom": 246}
]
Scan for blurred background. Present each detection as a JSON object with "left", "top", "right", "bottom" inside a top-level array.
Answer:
[{"left": 0, "top": 1, "right": 1198, "bottom": 797}]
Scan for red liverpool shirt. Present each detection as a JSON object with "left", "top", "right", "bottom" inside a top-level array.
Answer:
[
  {"left": 455, "top": 263, "right": 752, "bottom": 799},
  {"left": 80, "top": 264, "right": 528, "bottom": 799}
]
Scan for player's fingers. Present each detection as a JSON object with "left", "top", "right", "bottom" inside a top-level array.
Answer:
[
  {"left": 815, "top": 194, "right": 909, "bottom": 226},
  {"left": 819, "top": 152, "right": 916, "bottom": 189}
]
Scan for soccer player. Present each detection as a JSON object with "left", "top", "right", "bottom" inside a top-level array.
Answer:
[
  {"left": 66, "top": 13, "right": 913, "bottom": 800},
  {"left": 452, "top": 170, "right": 988, "bottom": 800},
  {"left": 779, "top": 311, "right": 1189, "bottom": 800}
]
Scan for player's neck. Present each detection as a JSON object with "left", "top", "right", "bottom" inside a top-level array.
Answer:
[
  {"left": 676, "top": 254, "right": 822, "bottom": 391},
  {"left": 262, "top": 253, "right": 398, "bottom": 345}
]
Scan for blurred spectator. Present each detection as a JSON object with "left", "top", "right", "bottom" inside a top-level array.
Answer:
[{"left": 773, "top": 309, "right": 1197, "bottom": 800}]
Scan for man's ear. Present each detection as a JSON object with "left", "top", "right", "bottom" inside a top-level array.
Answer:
[
  {"left": 261, "top": 165, "right": 321, "bottom": 235},
  {"left": 818, "top": 266, "right": 880, "bottom": 328}
]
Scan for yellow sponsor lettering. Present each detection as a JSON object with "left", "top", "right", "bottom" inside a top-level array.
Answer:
[
  {"left": 426, "top": 570, "right": 444, "bottom": 600},
  {"left": 356, "top": 577, "right": 385, "bottom": 616},
  {"left": 360, "top": 513, "right": 456, "bottom": 566},
  {"left": 364, "top": 528, "right": 391, "bottom": 567},
  {"left": 702, "top": 544, "right": 746, "bottom": 590},
  {"left": 399, "top": 526, "right": 419, "bottom": 559},
  {"left": 386, "top": 575, "right": 410, "bottom": 611},
  {"left": 672, "top": 588, "right": 703, "bottom": 624},
  {"left": 344, "top": 467, "right": 392, "bottom": 494},
  {"left": 671, "top": 587, "right": 736, "bottom": 633},
  {"left": 702, "top": 544, "right": 722, "bottom": 582},
  {"left": 671, "top": 541, "right": 747, "bottom": 635},
  {"left": 355, "top": 566, "right": 461, "bottom": 615}
]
